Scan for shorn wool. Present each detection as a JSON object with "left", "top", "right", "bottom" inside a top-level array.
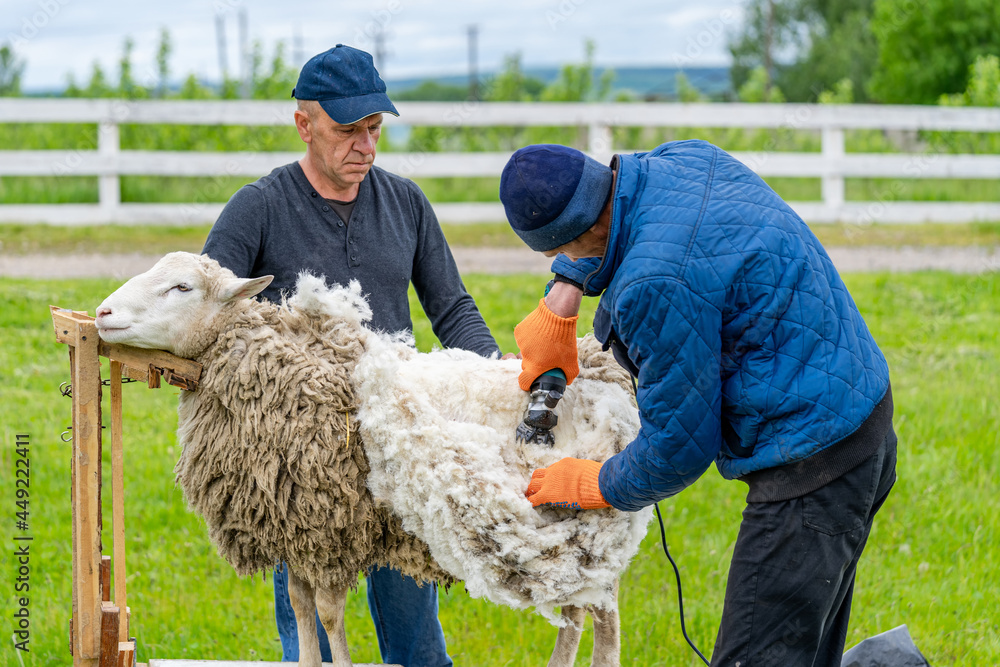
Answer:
[{"left": 355, "top": 333, "right": 652, "bottom": 623}]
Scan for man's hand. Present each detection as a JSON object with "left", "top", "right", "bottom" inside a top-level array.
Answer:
[
  {"left": 514, "top": 297, "right": 580, "bottom": 391},
  {"left": 525, "top": 457, "right": 611, "bottom": 510}
]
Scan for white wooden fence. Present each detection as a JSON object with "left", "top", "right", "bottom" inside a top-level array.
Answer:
[{"left": 1, "top": 98, "right": 999, "bottom": 226}]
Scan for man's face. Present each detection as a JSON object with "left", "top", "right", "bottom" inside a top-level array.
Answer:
[
  {"left": 296, "top": 106, "right": 383, "bottom": 192},
  {"left": 542, "top": 237, "right": 603, "bottom": 261}
]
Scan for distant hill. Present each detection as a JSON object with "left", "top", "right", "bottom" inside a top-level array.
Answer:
[{"left": 386, "top": 66, "right": 732, "bottom": 101}]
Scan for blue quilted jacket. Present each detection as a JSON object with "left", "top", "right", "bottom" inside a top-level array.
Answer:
[{"left": 552, "top": 140, "right": 890, "bottom": 512}]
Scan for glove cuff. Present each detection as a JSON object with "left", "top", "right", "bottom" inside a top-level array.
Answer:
[
  {"left": 577, "top": 459, "right": 610, "bottom": 509},
  {"left": 532, "top": 298, "right": 578, "bottom": 341}
]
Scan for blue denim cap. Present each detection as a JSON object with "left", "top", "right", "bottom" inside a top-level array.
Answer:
[
  {"left": 499, "top": 144, "right": 613, "bottom": 252},
  {"left": 292, "top": 45, "right": 399, "bottom": 124}
]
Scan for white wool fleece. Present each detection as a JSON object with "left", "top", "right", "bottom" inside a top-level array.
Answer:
[{"left": 354, "top": 331, "right": 653, "bottom": 625}]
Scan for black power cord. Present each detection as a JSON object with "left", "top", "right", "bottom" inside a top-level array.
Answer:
[
  {"left": 630, "top": 374, "right": 710, "bottom": 665},
  {"left": 654, "top": 502, "right": 710, "bottom": 665}
]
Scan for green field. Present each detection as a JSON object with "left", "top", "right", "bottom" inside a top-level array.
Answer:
[
  {"left": 2, "top": 221, "right": 1000, "bottom": 257},
  {"left": 1, "top": 272, "right": 998, "bottom": 666}
]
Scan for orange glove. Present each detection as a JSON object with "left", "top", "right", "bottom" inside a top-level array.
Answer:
[
  {"left": 525, "top": 458, "right": 611, "bottom": 510},
  {"left": 514, "top": 298, "right": 579, "bottom": 391}
]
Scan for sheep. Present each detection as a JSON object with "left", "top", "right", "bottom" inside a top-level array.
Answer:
[{"left": 94, "top": 251, "right": 653, "bottom": 667}]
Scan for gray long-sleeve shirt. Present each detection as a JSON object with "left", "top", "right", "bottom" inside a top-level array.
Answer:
[{"left": 203, "top": 161, "right": 500, "bottom": 357}]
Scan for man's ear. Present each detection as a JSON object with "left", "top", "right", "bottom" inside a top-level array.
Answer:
[
  {"left": 294, "top": 109, "right": 312, "bottom": 143},
  {"left": 220, "top": 275, "right": 273, "bottom": 303}
]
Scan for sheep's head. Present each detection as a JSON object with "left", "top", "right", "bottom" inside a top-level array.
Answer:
[{"left": 95, "top": 252, "right": 272, "bottom": 358}]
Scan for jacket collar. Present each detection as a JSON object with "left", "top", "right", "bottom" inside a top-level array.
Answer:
[{"left": 582, "top": 154, "right": 640, "bottom": 293}]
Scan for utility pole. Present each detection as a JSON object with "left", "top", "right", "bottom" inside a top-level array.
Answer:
[
  {"left": 238, "top": 7, "right": 250, "bottom": 99},
  {"left": 293, "top": 24, "right": 305, "bottom": 68},
  {"left": 372, "top": 26, "right": 387, "bottom": 75},
  {"left": 763, "top": 0, "right": 774, "bottom": 97},
  {"left": 467, "top": 24, "right": 479, "bottom": 101},
  {"left": 215, "top": 13, "right": 229, "bottom": 88}
]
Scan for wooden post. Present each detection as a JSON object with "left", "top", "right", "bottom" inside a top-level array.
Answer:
[
  {"left": 71, "top": 318, "right": 103, "bottom": 665},
  {"left": 822, "top": 125, "right": 846, "bottom": 215},
  {"left": 588, "top": 121, "right": 613, "bottom": 167},
  {"left": 110, "top": 360, "right": 129, "bottom": 640},
  {"left": 99, "top": 603, "right": 121, "bottom": 667},
  {"left": 98, "top": 120, "right": 121, "bottom": 222},
  {"left": 53, "top": 306, "right": 201, "bottom": 667}
]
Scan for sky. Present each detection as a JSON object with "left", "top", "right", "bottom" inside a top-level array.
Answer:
[{"left": 4, "top": 0, "right": 745, "bottom": 92}]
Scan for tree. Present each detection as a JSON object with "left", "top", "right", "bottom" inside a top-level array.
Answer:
[
  {"left": 486, "top": 53, "right": 545, "bottom": 102},
  {"left": 738, "top": 66, "right": 787, "bottom": 102},
  {"left": 675, "top": 73, "right": 707, "bottom": 103},
  {"left": 118, "top": 37, "right": 141, "bottom": 98},
  {"left": 156, "top": 28, "right": 172, "bottom": 98},
  {"left": 540, "top": 39, "right": 614, "bottom": 102},
  {"left": 392, "top": 80, "right": 468, "bottom": 102},
  {"left": 251, "top": 41, "right": 298, "bottom": 99},
  {"left": 0, "top": 43, "right": 25, "bottom": 96},
  {"left": 818, "top": 77, "right": 855, "bottom": 104},
  {"left": 869, "top": 0, "right": 1000, "bottom": 104},
  {"left": 85, "top": 62, "right": 114, "bottom": 98},
  {"left": 940, "top": 55, "right": 1000, "bottom": 107},
  {"left": 729, "top": 0, "right": 879, "bottom": 102},
  {"left": 728, "top": 0, "right": 802, "bottom": 98},
  {"left": 779, "top": 0, "right": 878, "bottom": 102}
]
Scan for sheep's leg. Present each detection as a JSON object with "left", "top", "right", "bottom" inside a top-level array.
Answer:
[
  {"left": 287, "top": 569, "right": 325, "bottom": 667},
  {"left": 316, "top": 583, "right": 353, "bottom": 667},
  {"left": 549, "top": 605, "right": 586, "bottom": 667},
  {"left": 589, "top": 581, "right": 621, "bottom": 667}
]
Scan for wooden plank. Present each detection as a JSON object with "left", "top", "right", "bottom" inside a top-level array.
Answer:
[
  {"left": 72, "top": 320, "right": 103, "bottom": 660},
  {"left": 100, "top": 342, "right": 201, "bottom": 388},
  {"left": 10, "top": 147, "right": 1000, "bottom": 180},
  {"left": 100, "top": 603, "right": 121, "bottom": 667},
  {"left": 110, "top": 361, "right": 129, "bottom": 641},
  {"left": 3, "top": 97, "right": 1000, "bottom": 131},
  {"left": 117, "top": 641, "right": 136, "bottom": 667},
  {"left": 52, "top": 307, "right": 203, "bottom": 389},
  {"left": 122, "top": 365, "right": 149, "bottom": 383},
  {"left": 100, "top": 556, "right": 111, "bottom": 602}
]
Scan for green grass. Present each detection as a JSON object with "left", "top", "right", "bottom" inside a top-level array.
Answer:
[
  {"left": 2, "top": 221, "right": 1000, "bottom": 258},
  {"left": 0, "top": 272, "right": 997, "bottom": 665},
  {"left": 4, "top": 172, "right": 1000, "bottom": 211}
]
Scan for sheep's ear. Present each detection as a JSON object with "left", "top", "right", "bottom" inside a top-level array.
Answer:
[{"left": 219, "top": 275, "right": 273, "bottom": 303}]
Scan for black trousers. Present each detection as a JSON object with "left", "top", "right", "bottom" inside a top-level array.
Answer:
[{"left": 711, "top": 428, "right": 898, "bottom": 667}]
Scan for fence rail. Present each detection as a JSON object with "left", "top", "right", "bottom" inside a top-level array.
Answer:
[{"left": 2, "top": 99, "right": 1000, "bottom": 226}]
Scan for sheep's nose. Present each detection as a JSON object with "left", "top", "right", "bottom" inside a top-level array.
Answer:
[{"left": 96, "top": 306, "right": 112, "bottom": 319}]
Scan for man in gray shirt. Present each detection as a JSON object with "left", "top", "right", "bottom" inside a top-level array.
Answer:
[{"left": 204, "top": 45, "right": 499, "bottom": 667}]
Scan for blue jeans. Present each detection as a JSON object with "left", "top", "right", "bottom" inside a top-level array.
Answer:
[{"left": 273, "top": 563, "right": 453, "bottom": 667}]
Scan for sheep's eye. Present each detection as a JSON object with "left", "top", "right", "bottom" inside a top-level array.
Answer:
[{"left": 173, "top": 284, "right": 192, "bottom": 293}]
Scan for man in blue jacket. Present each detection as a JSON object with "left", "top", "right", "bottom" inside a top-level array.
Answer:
[{"left": 501, "top": 142, "right": 897, "bottom": 666}]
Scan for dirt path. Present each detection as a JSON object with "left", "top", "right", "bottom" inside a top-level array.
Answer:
[{"left": 1, "top": 245, "right": 998, "bottom": 280}]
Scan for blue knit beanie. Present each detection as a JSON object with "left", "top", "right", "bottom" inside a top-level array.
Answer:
[{"left": 499, "top": 144, "right": 613, "bottom": 252}]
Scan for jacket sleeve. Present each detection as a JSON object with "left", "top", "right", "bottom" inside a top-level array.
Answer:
[
  {"left": 202, "top": 185, "right": 266, "bottom": 278},
  {"left": 408, "top": 185, "right": 501, "bottom": 358},
  {"left": 550, "top": 255, "right": 608, "bottom": 295},
  {"left": 597, "top": 277, "right": 723, "bottom": 511}
]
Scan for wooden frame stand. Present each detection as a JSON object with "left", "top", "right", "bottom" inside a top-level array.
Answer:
[{"left": 51, "top": 307, "right": 202, "bottom": 667}]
